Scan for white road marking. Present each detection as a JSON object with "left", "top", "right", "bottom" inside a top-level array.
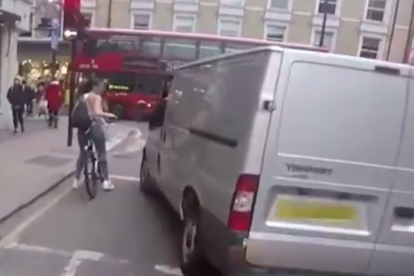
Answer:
[
  {"left": 4, "top": 242, "right": 71, "bottom": 256},
  {"left": 154, "top": 264, "right": 183, "bottom": 276},
  {"left": 109, "top": 174, "right": 140, "bottom": 182},
  {"left": 60, "top": 249, "right": 130, "bottom": 275},
  {"left": 3, "top": 242, "right": 129, "bottom": 264},
  {"left": 60, "top": 255, "right": 82, "bottom": 276},
  {"left": 0, "top": 186, "right": 72, "bottom": 248},
  {"left": 112, "top": 135, "right": 146, "bottom": 156}
]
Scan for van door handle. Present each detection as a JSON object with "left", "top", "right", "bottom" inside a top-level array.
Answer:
[{"left": 394, "top": 207, "right": 414, "bottom": 219}]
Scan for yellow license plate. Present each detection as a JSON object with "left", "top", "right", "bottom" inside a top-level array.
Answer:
[{"left": 274, "top": 198, "right": 357, "bottom": 221}]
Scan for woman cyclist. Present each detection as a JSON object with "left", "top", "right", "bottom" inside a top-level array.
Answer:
[{"left": 72, "top": 78, "right": 117, "bottom": 191}]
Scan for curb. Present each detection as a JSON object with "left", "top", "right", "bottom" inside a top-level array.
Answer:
[{"left": 0, "top": 130, "right": 134, "bottom": 228}]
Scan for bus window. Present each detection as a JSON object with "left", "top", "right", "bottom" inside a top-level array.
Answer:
[
  {"left": 142, "top": 37, "right": 162, "bottom": 56},
  {"left": 98, "top": 72, "right": 136, "bottom": 93},
  {"left": 224, "top": 42, "right": 252, "bottom": 54},
  {"left": 199, "top": 40, "right": 222, "bottom": 59},
  {"left": 96, "top": 38, "right": 138, "bottom": 53},
  {"left": 164, "top": 38, "right": 197, "bottom": 60}
]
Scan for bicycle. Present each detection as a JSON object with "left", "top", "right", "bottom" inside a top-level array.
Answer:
[{"left": 83, "top": 130, "right": 103, "bottom": 200}]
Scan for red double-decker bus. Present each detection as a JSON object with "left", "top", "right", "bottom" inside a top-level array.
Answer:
[{"left": 70, "top": 28, "right": 328, "bottom": 120}]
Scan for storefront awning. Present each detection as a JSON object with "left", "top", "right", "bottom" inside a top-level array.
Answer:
[{"left": 0, "top": 8, "right": 21, "bottom": 22}]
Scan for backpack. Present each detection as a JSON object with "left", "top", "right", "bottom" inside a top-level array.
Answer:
[{"left": 71, "top": 95, "right": 92, "bottom": 129}]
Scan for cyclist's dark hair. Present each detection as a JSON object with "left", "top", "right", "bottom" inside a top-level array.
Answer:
[
  {"left": 91, "top": 77, "right": 105, "bottom": 88},
  {"left": 78, "top": 78, "right": 94, "bottom": 95}
]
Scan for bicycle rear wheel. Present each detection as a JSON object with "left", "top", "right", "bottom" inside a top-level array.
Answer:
[{"left": 84, "top": 157, "right": 99, "bottom": 200}]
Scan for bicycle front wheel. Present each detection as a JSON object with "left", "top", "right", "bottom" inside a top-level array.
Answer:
[{"left": 84, "top": 157, "right": 99, "bottom": 200}]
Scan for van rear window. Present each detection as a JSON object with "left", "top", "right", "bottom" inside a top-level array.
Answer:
[{"left": 277, "top": 62, "right": 406, "bottom": 166}]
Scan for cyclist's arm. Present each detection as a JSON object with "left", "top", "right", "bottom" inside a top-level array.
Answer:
[{"left": 92, "top": 96, "right": 114, "bottom": 118}]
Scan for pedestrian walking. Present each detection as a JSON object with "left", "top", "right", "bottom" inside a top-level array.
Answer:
[
  {"left": 36, "top": 82, "right": 48, "bottom": 118},
  {"left": 45, "top": 79, "right": 63, "bottom": 128},
  {"left": 22, "top": 80, "right": 35, "bottom": 117},
  {"left": 7, "top": 77, "right": 26, "bottom": 133}
]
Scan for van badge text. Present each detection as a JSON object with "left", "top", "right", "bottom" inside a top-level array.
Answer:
[{"left": 286, "top": 163, "right": 332, "bottom": 175}]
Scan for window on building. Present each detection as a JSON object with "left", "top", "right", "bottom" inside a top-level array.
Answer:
[
  {"left": 317, "top": 0, "right": 337, "bottom": 15},
  {"left": 220, "top": 0, "right": 245, "bottom": 7},
  {"left": 366, "top": 0, "right": 386, "bottom": 22},
  {"left": 312, "top": 30, "right": 335, "bottom": 49},
  {"left": 359, "top": 37, "right": 381, "bottom": 59},
  {"left": 269, "top": 0, "right": 289, "bottom": 9},
  {"left": 81, "top": 12, "right": 93, "bottom": 27},
  {"left": 20, "top": 11, "right": 34, "bottom": 37},
  {"left": 173, "top": 15, "right": 196, "bottom": 33},
  {"left": 266, "top": 25, "right": 286, "bottom": 42},
  {"left": 218, "top": 18, "right": 241, "bottom": 37},
  {"left": 133, "top": 13, "right": 151, "bottom": 30}
]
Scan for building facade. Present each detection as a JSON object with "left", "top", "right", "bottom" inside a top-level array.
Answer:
[
  {"left": 0, "top": 0, "right": 32, "bottom": 129},
  {"left": 18, "top": 0, "right": 414, "bottom": 82}
]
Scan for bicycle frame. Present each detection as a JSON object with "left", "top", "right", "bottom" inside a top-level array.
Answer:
[
  {"left": 83, "top": 130, "right": 104, "bottom": 200},
  {"left": 85, "top": 137, "right": 103, "bottom": 181}
]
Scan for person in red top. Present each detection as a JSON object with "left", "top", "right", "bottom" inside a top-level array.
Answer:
[{"left": 45, "top": 79, "right": 63, "bottom": 128}]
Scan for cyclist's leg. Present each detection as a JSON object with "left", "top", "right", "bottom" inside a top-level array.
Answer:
[
  {"left": 73, "top": 128, "right": 88, "bottom": 188},
  {"left": 90, "top": 124, "right": 113, "bottom": 190}
]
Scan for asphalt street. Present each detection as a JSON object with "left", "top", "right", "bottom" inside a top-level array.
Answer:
[{"left": 0, "top": 122, "right": 216, "bottom": 276}]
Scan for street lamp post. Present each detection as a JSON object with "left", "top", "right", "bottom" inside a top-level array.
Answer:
[
  {"left": 66, "top": 39, "right": 77, "bottom": 147},
  {"left": 319, "top": 0, "right": 329, "bottom": 47}
]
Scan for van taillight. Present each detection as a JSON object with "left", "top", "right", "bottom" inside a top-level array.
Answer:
[{"left": 227, "top": 174, "right": 259, "bottom": 232}]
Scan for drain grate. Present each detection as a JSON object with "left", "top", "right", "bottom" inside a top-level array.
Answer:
[{"left": 25, "top": 155, "right": 72, "bottom": 167}]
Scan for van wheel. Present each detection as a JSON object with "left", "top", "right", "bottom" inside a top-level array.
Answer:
[
  {"left": 180, "top": 194, "right": 209, "bottom": 275},
  {"left": 139, "top": 153, "right": 156, "bottom": 194}
]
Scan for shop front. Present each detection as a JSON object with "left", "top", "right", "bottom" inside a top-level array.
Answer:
[
  {"left": 18, "top": 58, "right": 69, "bottom": 84},
  {"left": 18, "top": 41, "right": 70, "bottom": 84}
]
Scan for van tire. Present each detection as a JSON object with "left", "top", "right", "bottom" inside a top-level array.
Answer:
[
  {"left": 139, "top": 152, "right": 156, "bottom": 195},
  {"left": 180, "top": 194, "right": 209, "bottom": 275}
]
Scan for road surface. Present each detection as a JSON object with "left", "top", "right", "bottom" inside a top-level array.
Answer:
[{"left": 0, "top": 122, "right": 218, "bottom": 276}]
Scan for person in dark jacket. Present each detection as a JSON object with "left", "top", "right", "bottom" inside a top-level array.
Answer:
[
  {"left": 22, "top": 80, "right": 35, "bottom": 117},
  {"left": 7, "top": 78, "right": 26, "bottom": 133}
]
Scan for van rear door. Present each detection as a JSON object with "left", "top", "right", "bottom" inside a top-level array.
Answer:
[
  {"left": 369, "top": 73, "right": 414, "bottom": 276},
  {"left": 245, "top": 54, "right": 407, "bottom": 275}
]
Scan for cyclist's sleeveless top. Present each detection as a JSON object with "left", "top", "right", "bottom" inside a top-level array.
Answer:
[{"left": 84, "top": 93, "right": 105, "bottom": 126}]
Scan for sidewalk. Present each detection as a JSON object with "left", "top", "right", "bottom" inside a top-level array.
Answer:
[{"left": 0, "top": 118, "right": 134, "bottom": 224}]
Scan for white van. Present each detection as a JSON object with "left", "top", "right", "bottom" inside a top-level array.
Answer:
[{"left": 141, "top": 46, "right": 414, "bottom": 276}]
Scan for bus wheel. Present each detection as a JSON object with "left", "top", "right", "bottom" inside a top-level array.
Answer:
[
  {"left": 110, "top": 104, "right": 123, "bottom": 119},
  {"left": 135, "top": 106, "right": 146, "bottom": 122}
]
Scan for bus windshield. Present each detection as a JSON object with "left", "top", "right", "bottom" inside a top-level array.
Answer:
[{"left": 95, "top": 72, "right": 166, "bottom": 95}]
